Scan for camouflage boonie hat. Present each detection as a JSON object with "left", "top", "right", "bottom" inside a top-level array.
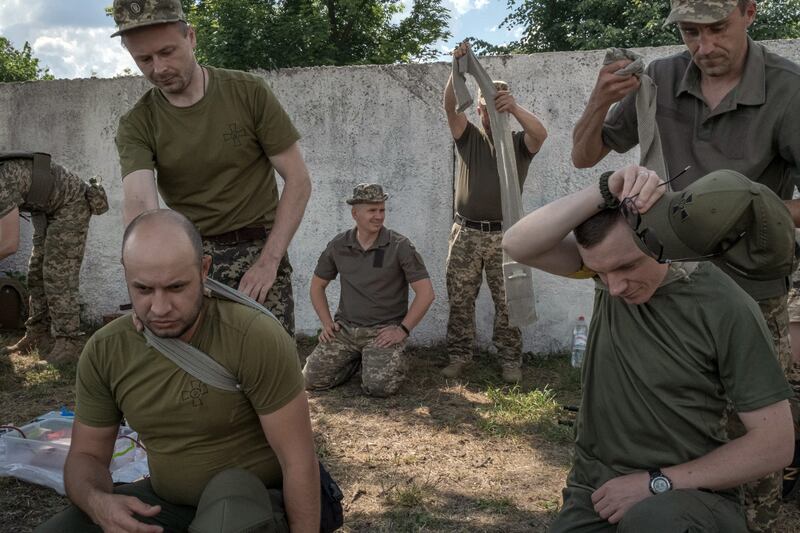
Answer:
[
  {"left": 111, "top": 0, "right": 186, "bottom": 38},
  {"left": 346, "top": 183, "right": 389, "bottom": 205},
  {"left": 478, "top": 80, "right": 509, "bottom": 105},
  {"left": 664, "top": 0, "right": 739, "bottom": 26}
]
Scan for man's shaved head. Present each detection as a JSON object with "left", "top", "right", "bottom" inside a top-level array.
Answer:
[
  {"left": 122, "top": 209, "right": 210, "bottom": 340},
  {"left": 122, "top": 209, "right": 203, "bottom": 267}
]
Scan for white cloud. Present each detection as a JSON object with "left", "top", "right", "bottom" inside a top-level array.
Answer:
[
  {"left": 475, "top": 0, "right": 490, "bottom": 9},
  {"left": 31, "top": 27, "right": 138, "bottom": 79}
]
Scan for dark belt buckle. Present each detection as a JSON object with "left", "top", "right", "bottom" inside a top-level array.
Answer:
[{"left": 480, "top": 220, "right": 493, "bottom": 232}]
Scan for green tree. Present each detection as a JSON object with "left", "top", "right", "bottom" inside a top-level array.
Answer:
[
  {"left": 182, "top": 0, "right": 451, "bottom": 69},
  {"left": 475, "top": 0, "right": 800, "bottom": 54},
  {"left": 0, "top": 36, "right": 53, "bottom": 82}
]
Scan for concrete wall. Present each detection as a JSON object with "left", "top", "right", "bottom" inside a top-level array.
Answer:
[{"left": 2, "top": 40, "right": 799, "bottom": 353}]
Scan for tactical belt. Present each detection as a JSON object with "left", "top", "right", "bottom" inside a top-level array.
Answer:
[
  {"left": 0, "top": 152, "right": 54, "bottom": 210},
  {"left": 203, "top": 225, "right": 269, "bottom": 244},
  {"left": 455, "top": 213, "right": 503, "bottom": 232}
]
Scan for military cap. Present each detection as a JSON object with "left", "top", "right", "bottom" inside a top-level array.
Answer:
[
  {"left": 626, "top": 170, "right": 796, "bottom": 281},
  {"left": 346, "top": 184, "right": 389, "bottom": 205},
  {"left": 478, "top": 80, "right": 509, "bottom": 106},
  {"left": 111, "top": 0, "right": 186, "bottom": 38},
  {"left": 664, "top": 0, "right": 739, "bottom": 26}
]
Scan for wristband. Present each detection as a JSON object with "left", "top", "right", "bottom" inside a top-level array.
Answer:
[
  {"left": 399, "top": 324, "right": 410, "bottom": 336},
  {"left": 598, "top": 171, "right": 620, "bottom": 209}
]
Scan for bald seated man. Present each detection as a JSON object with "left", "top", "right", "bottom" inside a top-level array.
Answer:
[{"left": 36, "top": 209, "right": 319, "bottom": 533}]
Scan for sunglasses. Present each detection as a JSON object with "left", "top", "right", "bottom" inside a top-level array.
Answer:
[{"left": 620, "top": 166, "right": 746, "bottom": 264}]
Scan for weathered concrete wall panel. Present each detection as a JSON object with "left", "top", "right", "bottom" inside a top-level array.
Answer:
[{"left": 2, "top": 40, "right": 798, "bottom": 353}]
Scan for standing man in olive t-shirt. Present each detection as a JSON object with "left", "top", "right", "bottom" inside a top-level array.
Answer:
[
  {"left": 303, "top": 184, "right": 434, "bottom": 397},
  {"left": 111, "top": 0, "right": 311, "bottom": 335},
  {"left": 36, "top": 209, "right": 319, "bottom": 532},
  {"left": 441, "top": 41, "right": 548, "bottom": 384},
  {"left": 503, "top": 165, "right": 794, "bottom": 532}
]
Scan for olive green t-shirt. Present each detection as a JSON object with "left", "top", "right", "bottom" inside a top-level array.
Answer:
[
  {"left": 570, "top": 263, "right": 792, "bottom": 495},
  {"left": 115, "top": 66, "right": 300, "bottom": 236},
  {"left": 75, "top": 298, "right": 304, "bottom": 506},
  {"left": 602, "top": 39, "right": 800, "bottom": 300},
  {"left": 314, "top": 227, "right": 430, "bottom": 327},
  {"left": 0, "top": 158, "right": 85, "bottom": 217},
  {"left": 454, "top": 121, "right": 534, "bottom": 221}
]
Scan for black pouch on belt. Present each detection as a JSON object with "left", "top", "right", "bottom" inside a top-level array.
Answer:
[{"left": 319, "top": 461, "right": 344, "bottom": 532}]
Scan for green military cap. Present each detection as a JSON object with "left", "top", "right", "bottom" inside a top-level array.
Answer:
[
  {"left": 110, "top": 0, "right": 186, "bottom": 38},
  {"left": 627, "top": 170, "right": 796, "bottom": 281},
  {"left": 189, "top": 469, "right": 276, "bottom": 533},
  {"left": 664, "top": 0, "right": 739, "bottom": 26},
  {"left": 346, "top": 183, "right": 389, "bottom": 205}
]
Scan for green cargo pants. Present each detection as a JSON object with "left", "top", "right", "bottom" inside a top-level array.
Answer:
[
  {"left": 549, "top": 484, "right": 747, "bottom": 532},
  {"left": 35, "top": 468, "right": 288, "bottom": 533}
]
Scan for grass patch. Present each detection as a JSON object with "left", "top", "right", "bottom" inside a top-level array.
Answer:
[
  {"left": 386, "top": 480, "right": 434, "bottom": 508},
  {"left": 476, "top": 495, "right": 517, "bottom": 513},
  {"left": 478, "top": 385, "right": 573, "bottom": 443}
]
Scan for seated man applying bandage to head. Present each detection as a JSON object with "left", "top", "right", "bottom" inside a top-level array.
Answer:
[{"left": 503, "top": 165, "right": 795, "bottom": 532}]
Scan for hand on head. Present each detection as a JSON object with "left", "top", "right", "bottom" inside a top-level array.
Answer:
[{"left": 607, "top": 165, "right": 666, "bottom": 214}]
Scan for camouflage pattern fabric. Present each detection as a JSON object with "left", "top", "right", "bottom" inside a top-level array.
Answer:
[
  {"left": 725, "top": 294, "right": 792, "bottom": 532},
  {"left": 112, "top": 0, "right": 185, "bottom": 37},
  {"left": 664, "top": 0, "right": 739, "bottom": 25},
  {"left": 0, "top": 159, "right": 91, "bottom": 339},
  {"left": 303, "top": 323, "right": 407, "bottom": 397},
  {"left": 346, "top": 183, "right": 389, "bottom": 205},
  {"left": 445, "top": 223, "right": 521, "bottom": 369},
  {"left": 0, "top": 159, "right": 86, "bottom": 218},
  {"left": 201, "top": 238, "right": 294, "bottom": 336},
  {"left": 27, "top": 202, "right": 91, "bottom": 338}
]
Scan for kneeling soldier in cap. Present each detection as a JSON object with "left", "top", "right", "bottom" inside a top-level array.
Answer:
[
  {"left": 303, "top": 184, "right": 434, "bottom": 397},
  {"left": 0, "top": 153, "right": 107, "bottom": 363}
]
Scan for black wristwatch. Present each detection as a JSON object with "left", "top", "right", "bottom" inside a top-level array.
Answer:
[
  {"left": 648, "top": 469, "right": 673, "bottom": 495},
  {"left": 598, "top": 171, "right": 620, "bottom": 209}
]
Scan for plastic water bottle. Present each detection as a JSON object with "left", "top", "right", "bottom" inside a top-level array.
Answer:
[{"left": 571, "top": 316, "right": 588, "bottom": 368}]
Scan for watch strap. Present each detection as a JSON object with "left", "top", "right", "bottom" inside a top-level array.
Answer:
[{"left": 598, "top": 171, "right": 620, "bottom": 209}]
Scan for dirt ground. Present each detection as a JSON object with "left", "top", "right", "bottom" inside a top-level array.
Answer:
[{"left": 1, "top": 331, "right": 799, "bottom": 532}]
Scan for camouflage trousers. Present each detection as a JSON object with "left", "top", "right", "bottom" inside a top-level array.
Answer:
[
  {"left": 446, "top": 223, "right": 521, "bottom": 368},
  {"left": 726, "top": 294, "right": 793, "bottom": 532},
  {"left": 202, "top": 237, "right": 294, "bottom": 336},
  {"left": 302, "top": 323, "right": 407, "bottom": 397},
  {"left": 27, "top": 199, "right": 91, "bottom": 338}
]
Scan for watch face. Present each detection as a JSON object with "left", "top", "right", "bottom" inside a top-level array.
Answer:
[{"left": 651, "top": 476, "right": 671, "bottom": 493}]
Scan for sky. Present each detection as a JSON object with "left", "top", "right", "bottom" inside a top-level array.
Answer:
[{"left": 0, "top": 0, "right": 522, "bottom": 80}]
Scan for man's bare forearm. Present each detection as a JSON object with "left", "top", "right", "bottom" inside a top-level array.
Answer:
[
  {"left": 664, "top": 401, "right": 793, "bottom": 491},
  {"left": 402, "top": 280, "right": 434, "bottom": 330},
  {"left": 443, "top": 74, "right": 457, "bottom": 114},
  {"left": 64, "top": 452, "right": 115, "bottom": 523},
  {"left": 572, "top": 100, "right": 613, "bottom": 168},
  {"left": 309, "top": 281, "right": 334, "bottom": 327},
  {"left": 258, "top": 171, "right": 311, "bottom": 267},
  {"left": 282, "top": 460, "right": 321, "bottom": 532},
  {"left": 503, "top": 185, "right": 602, "bottom": 273},
  {"left": 510, "top": 105, "right": 547, "bottom": 154}
]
